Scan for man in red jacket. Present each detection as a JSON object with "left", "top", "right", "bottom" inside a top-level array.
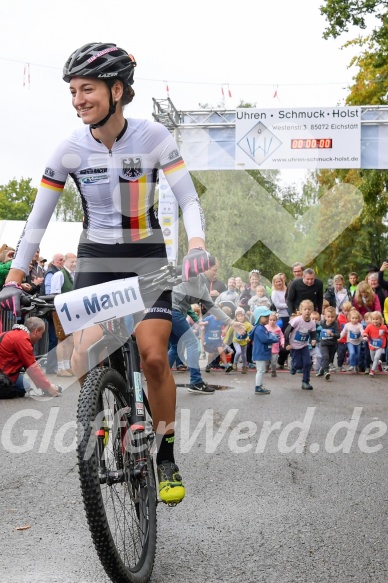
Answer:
[{"left": 0, "top": 317, "right": 60, "bottom": 398}]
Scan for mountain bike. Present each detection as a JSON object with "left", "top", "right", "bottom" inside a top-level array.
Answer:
[{"left": 53, "top": 264, "right": 181, "bottom": 583}]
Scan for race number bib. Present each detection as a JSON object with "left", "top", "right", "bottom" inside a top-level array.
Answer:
[
  {"left": 54, "top": 276, "right": 145, "bottom": 335},
  {"left": 208, "top": 329, "right": 220, "bottom": 340},
  {"left": 349, "top": 331, "right": 361, "bottom": 340},
  {"left": 370, "top": 338, "right": 382, "bottom": 348},
  {"left": 294, "top": 330, "right": 309, "bottom": 343},
  {"left": 321, "top": 329, "right": 333, "bottom": 339}
]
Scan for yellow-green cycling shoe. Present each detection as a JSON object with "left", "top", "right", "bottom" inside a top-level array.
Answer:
[{"left": 157, "top": 460, "right": 185, "bottom": 505}]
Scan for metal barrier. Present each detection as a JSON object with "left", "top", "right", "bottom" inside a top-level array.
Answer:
[{"left": 0, "top": 309, "right": 17, "bottom": 332}]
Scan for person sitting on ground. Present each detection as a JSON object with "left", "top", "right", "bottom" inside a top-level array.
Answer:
[{"left": 0, "top": 317, "right": 60, "bottom": 398}]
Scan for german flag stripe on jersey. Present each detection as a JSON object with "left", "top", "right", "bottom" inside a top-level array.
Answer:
[
  {"left": 127, "top": 175, "right": 149, "bottom": 241},
  {"left": 40, "top": 176, "right": 66, "bottom": 192},
  {"left": 161, "top": 156, "right": 186, "bottom": 176}
]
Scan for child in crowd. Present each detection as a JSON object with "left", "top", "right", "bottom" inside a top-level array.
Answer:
[
  {"left": 248, "top": 285, "right": 272, "bottom": 313},
  {"left": 284, "top": 300, "right": 317, "bottom": 390},
  {"left": 336, "top": 301, "right": 352, "bottom": 371},
  {"left": 362, "top": 311, "right": 388, "bottom": 376},
  {"left": 220, "top": 306, "right": 235, "bottom": 368},
  {"left": 339, "top": 308, "right": 364, "bottom": 373},
  {"left": 228, "top": 307, "right": 253, "bottom": 374},
  {"left": 348, "top": 272, "right": 359, "bottom": 298},
  {"left": 359, "top": 312, "right": 372, "bottom": 373},
  {"left": 384, "top": 297, "right": 388, "bottom": 370},
  {"left": 189, "top": 304, "right": 204, "bottom": 360},
  {"left": 321, "top": 299, "right": 330, "bottom": 316},
  {"left": 310, "top": 311, "right": 322, "bottom": 372},
  {"left": 249, "top": 306, "right": 279, "bottom": 395},
  {"left": 202, "top": 312, "right": 233, "bottom": 373},
  {"left": 316, "top": 306, "right": 340, "bottom": 381},
  {"left": 265, "top": 312, "right": 285, "bottom": 377}
]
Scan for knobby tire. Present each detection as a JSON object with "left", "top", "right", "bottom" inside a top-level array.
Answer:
[{"left": 77, "top": 367, "right": 157, "bottom": 583}]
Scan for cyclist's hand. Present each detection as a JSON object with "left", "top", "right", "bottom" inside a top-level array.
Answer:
[
  {"left": 0, "top": 283, "right": 26, "bottom": 317},
  {"left": 182, "top": 248, "right": 211, "bottom": 281}
]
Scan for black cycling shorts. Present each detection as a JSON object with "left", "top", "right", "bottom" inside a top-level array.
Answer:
[{"left": 74, "top": 232, "right": 172, "bottom": 323}]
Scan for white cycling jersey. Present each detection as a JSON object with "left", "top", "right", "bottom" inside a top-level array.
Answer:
[{"left": 12, "top": 118, "right": 205, "bottom": 274}]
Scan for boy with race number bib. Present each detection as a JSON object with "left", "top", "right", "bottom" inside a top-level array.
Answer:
[{"left": 284, "top": 299, "right": 317, "bottom": 391}]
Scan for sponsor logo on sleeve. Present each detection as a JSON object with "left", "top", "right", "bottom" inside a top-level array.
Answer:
[{"left": 168, "top": 149, "right": 180, "bottom": 160}]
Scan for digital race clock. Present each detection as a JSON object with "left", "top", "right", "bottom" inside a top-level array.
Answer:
[{"left": 291, "top": 138, "right": 333, "bottom": 149}]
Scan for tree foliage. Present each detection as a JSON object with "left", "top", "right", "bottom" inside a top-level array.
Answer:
[
  {"left": 344, "top": 33, "right": 388, "bottom": 105},
  {"left": 54, "top": 177, "right": 83, "bottom": 222},
  {"left": 320, "top": 1, "right": 387, "bottom": 42},
  {"left": 0, "top": 178, "right": 37, "bottom": 220},
  {"left": 178, "top": 169, "right": 322, "bottom": 283},
  {"left": 306, "top": 167, "right": 388, "bottom": 276}
]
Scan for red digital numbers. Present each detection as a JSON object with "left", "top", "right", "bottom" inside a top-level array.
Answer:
[{"left": 291, "top": 139, "right": 332, "bottom": 149}]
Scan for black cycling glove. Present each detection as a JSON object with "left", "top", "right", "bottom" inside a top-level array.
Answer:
[
  {"left": 182, "top": 248, "right": 211, "bottom": 281},
  {"left": 0, "top": 283, "right": 26, "bottom": 317}
]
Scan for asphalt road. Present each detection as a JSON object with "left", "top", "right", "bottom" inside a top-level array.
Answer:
[{"left": 1, "top": 367, "right": 387, "bottom": 583}]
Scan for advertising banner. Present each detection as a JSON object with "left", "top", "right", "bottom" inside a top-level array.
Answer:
[
  {"left": 235, "top": 107, "right": 361, "bottom": 170},
  {"left": 158, "top": 171, "right": 179, "bottom": 263}
]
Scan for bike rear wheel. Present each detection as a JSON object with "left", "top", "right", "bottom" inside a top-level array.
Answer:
[{"left": 77, "top": 367, "right": 157, "bottom": 583}]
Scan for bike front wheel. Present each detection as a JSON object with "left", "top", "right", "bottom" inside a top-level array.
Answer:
[{"left": 77, "top": 367, "right": 157, "bottom": 583}]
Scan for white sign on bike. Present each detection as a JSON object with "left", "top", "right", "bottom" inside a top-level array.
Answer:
[{"left": 54, "top": 276, "right": 145, "bottom": 335}]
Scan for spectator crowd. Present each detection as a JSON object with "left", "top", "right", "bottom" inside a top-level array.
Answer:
[
  {"left": 168, "top": 258, "right": 388, "bottom": 394},
  {"left": 1, "top": 242, "right": 388, "bottom": 397}
]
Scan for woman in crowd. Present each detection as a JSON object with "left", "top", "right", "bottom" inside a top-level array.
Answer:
[
  {"left": 353, "top": 281, "right": 382, "bottom": 319},
  {"left": 324, "top": 274, "right": 352, "bottom": 315}
]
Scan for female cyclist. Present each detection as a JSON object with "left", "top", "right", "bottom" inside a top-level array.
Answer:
[{"left": 0, "top": 42, "right": 210, "bottom": 505}]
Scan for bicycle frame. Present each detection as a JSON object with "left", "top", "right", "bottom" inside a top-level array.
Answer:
[{"left": 85, "top": 319, "right": 155, "bottom": 485}]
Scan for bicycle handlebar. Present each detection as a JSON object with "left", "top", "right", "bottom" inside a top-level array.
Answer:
[
  {"left": 137, "top": 264, "right": 182, "bottom": 288},
  {"left": 19, "top": 265, "right": 183, "bottom": 313}
]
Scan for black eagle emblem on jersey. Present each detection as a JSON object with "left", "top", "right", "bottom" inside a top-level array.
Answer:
[{"left": 122, "top": 157, "right": 142, "bottom": 179}]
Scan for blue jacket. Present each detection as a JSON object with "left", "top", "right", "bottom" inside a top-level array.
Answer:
[{"left": 249, "top": 324, "right": 278, "bottom": 361}]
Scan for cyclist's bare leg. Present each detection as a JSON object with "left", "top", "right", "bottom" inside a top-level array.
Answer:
[
  {"left": 71, "top": 325, "right": 103, "bottom": 383},
  {"left": 71, "top": 319, "right": 176, "bottom": 433},
  {"left": 135, "top": 319, "right": 175, "bottom": 435}
]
